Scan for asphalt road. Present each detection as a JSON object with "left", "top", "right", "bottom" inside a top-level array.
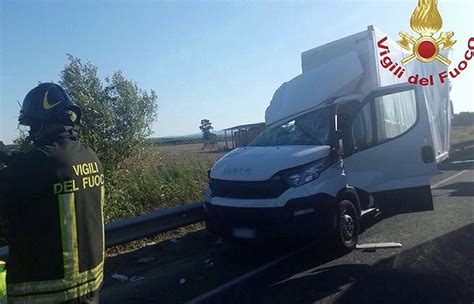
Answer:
[{"left": 101, "top": 149, "right": 474, "bottom": 304}]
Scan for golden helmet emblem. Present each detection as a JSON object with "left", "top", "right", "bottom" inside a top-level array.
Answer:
[{"left": 398, "top": 0, "right": 456, "bottom": 65}]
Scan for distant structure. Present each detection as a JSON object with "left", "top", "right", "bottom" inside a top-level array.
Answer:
[
  {"left": 200, "top": 119, "right": 218, "bottom": 150},
  {"left": 202, "top": 133, "right": 218, "bottom": 150},
  {"left": 223, "top": 123, "right": 266, "bottom": 149}
]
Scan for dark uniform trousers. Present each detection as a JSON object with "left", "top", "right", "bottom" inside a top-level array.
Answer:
[{"left": 0, "top": 133, "right": 104, "bottom": 303}]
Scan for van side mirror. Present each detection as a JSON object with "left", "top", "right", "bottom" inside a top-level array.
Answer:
[
  {"left": 335, "top": 130, "right": 344, "bottom": 157},
  {"left": 338, "top": 139, "right": 344, "bottom": 157}
]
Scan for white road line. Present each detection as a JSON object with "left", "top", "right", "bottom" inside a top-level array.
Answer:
[
  {"left": 431, "top": 167, "right": 473, "bottom": 189},
  {"left": 185, "top": 243, "right": 312, "bottom": 304}
]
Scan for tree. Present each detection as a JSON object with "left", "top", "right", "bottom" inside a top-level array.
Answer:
[
  {"left": 60, "top": 55, "right": 158, "bottom": 172},
  {"left": 199, "top": 119, "right": 213, "bottom": 140},
  {"left": 452, "top": 112, "right": 474, "bottom": 126},
  {"left": 13, "top": 130, "right": 33, "bottom": 152},
  {"left": 16, "top": 55, "right": 158, "bottom": 173}
]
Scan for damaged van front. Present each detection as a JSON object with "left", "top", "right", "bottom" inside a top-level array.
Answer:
[{"left": 205, "top": 105, "right": 348, "bottom": 241}]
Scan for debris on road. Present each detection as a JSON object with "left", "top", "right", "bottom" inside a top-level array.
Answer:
[
  {"left": 111, "top": 274, "right": 129, "bottom": 282},
  {"left": 179, "top": 278, "right": 186, "bottom": 285},
  {"left": 355, "top": 242, "right": 402, "bottom": 251},
  {"left": 130, "top": 276, "right": 145, "bottom": 284},
  {"left": 137, "top": 257, "right": 154, "bottom": 264},
  {"left": 204, "top": 259, "right": 214, "bottom": 267}
]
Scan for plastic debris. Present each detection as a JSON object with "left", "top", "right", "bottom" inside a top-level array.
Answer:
[
  {"left": 137, "top": 257, "right": 154, "bottom": 264},
  {"left": 146, "top": 242, "right": 156, "bottom": 247},
  {"left": 179, "top": 278, "right": 186, "bottom": 285},
  {"left": 170, "top": 238, "right": 178, "bottom": 243},
  {"left": 130, "top": 276, "right": 145, "bottom": 284},
  {"left": 204, "top": 259, "right": 214, "bottom": 267},
  {"left": 355, "top": 242, "right": 402, "bottom": 251},
  {"left": 111, "top": 274, "right": 129, "bottom": 282}
]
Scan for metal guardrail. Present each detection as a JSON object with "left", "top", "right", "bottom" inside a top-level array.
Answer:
[
  {"left": 0, "top": 201, "right": 205, "bottom": 260},
  {"left": 451, "top": 139, "right": 474, "bottom": 151},
  {"left": 105, "top": 201, "right": 205, "bottom": 247}
]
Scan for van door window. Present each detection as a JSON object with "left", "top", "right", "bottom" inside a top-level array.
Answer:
[
  {"left": 351, "top": 103, "right": 374, "bottom": 150},
  {"left": 374, "top": 90, "right": 417, "bottom": 142}
]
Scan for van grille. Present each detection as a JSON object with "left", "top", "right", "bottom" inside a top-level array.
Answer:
[{"left": 209, "top": 178, "right": 290, "bottom": 199}]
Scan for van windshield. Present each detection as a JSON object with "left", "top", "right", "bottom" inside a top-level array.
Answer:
[{"left": 249, "top": 107, "right": 332, "bottom": 146}]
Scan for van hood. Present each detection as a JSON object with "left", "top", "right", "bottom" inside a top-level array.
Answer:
[{"left": 210, "top": 145, "right": 331, "bottom": 181}]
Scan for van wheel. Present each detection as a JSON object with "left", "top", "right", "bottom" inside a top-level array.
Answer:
[{"left": 334, "top": 200, "right": 359, "bottom": 251}]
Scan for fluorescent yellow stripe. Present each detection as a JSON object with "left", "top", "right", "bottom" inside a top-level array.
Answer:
[
  {"left": 69, "top": 193, "right": 79, "bottom": 275},
  {"left": 63, "top": 192, "right": 79, "bottom": 277},
  {"left": 8, "top": 192, "right": 103, "bottom": 297},
  {"left": 7, "top": 271, "right": 103, "bottom": 304},
  {"left": 7, "top": 261, "right": 103, "bottom": 295},
  {"left": 100, "top": 185, "right": 105, "bottom": 260},
  {"left": 59, "top": 193, "right": 78, "bottom": 277}
]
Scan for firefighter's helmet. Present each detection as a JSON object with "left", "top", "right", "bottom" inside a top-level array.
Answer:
[{"left": 18, "top": 83, "right": 81, "bottom": 127}]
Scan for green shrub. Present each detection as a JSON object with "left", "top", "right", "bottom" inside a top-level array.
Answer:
[{"left": 60, "top": 55, "right": 158, "bottom": 173}]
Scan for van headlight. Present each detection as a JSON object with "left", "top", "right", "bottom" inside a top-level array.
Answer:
[{"left": 280, "top": 158, "right": 328, "bottom": 187}]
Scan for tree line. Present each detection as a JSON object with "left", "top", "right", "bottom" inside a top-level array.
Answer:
[{"left": 452, "top": 112, "right": 474, "bottom": 127}]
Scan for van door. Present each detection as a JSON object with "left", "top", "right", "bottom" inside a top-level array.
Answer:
[{"left": 344, "top": 83, "right": 437, "bottom": 214}]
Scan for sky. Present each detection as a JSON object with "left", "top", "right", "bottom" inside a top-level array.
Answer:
[{"left": 1, "top": 0, "right": 473, "bottom": 144}]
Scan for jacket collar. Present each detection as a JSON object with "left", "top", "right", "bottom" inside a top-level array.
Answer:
[{"left": 33, "top": 126, "right": 79, "bottom": 146}]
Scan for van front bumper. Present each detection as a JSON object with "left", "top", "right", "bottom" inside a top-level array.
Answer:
[{"left": 205, "top": 193, "right": 336, "bottom": 239}]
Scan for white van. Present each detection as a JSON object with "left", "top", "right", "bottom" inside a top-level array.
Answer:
[{"left": 204, "top": 26, "right": 451, "bottom": 250}]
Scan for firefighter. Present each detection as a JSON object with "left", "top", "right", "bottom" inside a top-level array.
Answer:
[{"left": 0, "top": 83, "right": 105, "bottom": 303}]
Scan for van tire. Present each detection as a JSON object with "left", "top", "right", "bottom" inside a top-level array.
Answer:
[{"left": 334, "top": 200, "right": 359, "bottom": 251}]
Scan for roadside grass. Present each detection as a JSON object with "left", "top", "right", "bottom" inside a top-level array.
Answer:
[
  {"left": 451, "top": 126, "right": 474, "bottom": 144},
  {"left": 102, "top": 143, "right": 224, "bottom": 254},
  {"left": 104, "top": 145, "right": 223, "bottom": 222}
]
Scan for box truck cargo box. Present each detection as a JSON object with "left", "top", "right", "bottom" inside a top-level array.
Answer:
[
  {"left": 266, "top": 26, "right": 451, "bottom": 162},
  {"left": 204, "top": 26, "right": 451, "bottom": 251}
]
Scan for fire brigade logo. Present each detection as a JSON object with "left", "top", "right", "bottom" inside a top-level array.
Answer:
[{"left": 397, "top": 0, "right": 456, "bottom": 65}]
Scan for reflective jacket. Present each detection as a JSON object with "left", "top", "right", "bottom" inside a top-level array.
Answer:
[{"left": 0, "top": 129, "right": 104, "bottom": 303}]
